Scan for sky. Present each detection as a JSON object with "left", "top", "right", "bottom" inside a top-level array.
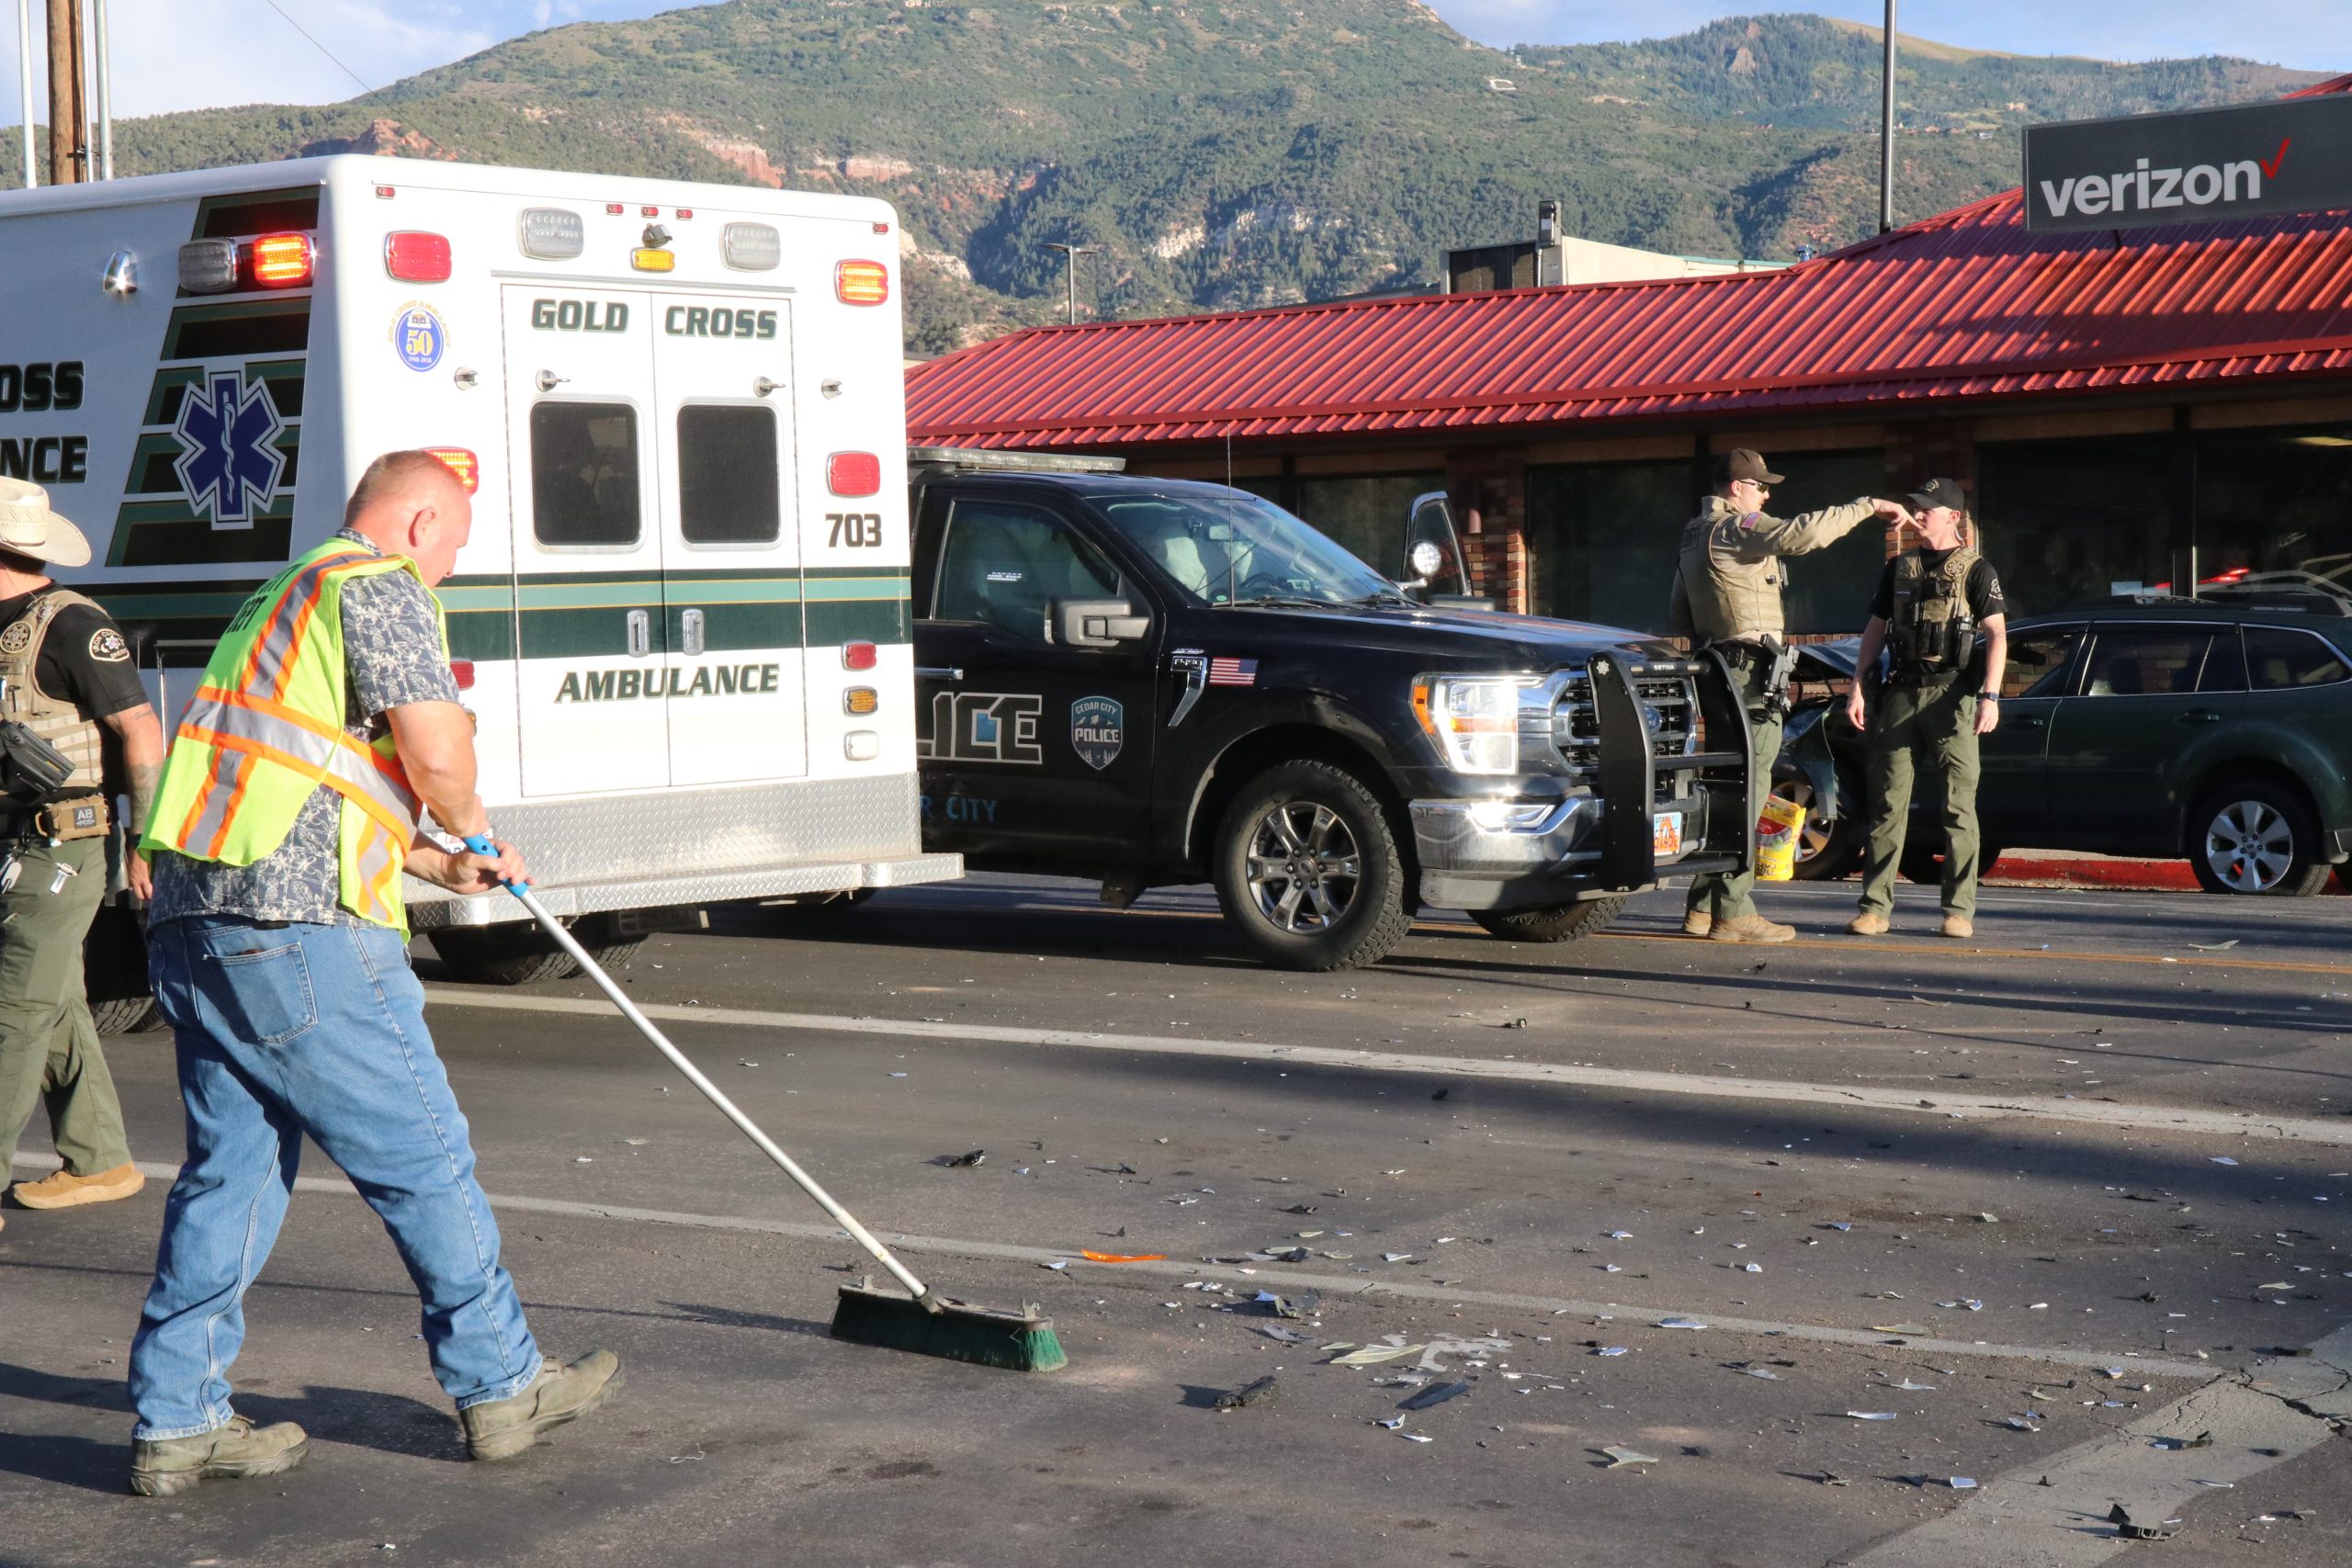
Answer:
[{"left": 0, "top": 1, "right": 2346, "bottom": 125}]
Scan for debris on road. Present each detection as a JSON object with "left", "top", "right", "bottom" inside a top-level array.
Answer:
[
  {"left": 1331, "top": 1343, "right": 1427, "bottom": 1367},
  {"left": 1600, "top": 1447, "right": 1659, "bottom": 1469},
  {"left": 1657, "top": 1317, "right": 1707, "bottom": 1330},
  {"left": 2109, "top": 1503, "right": 2183, "bottom": 1540},
  {"left": 1844, "top": 1412, "right": 1898, "bottom": 1421},
  {"left": 1215, "top": 1376, "right": 1280, "bottom": 1412},
  {"left": 1079, "top": 1250, "right": 1165, "bottom": 1263},
  {"left": 944, "top": 1149, "right": 986, "bottom": 1168}
]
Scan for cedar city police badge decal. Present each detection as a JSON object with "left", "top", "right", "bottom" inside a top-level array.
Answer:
[
  {"left": 89, "top": 627, "right": 130, "bottom": 662},
  {"left": 1070, "top": 695, "right": 1124, "bottom": 772}
]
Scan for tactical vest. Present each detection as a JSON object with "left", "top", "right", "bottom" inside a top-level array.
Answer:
[
  {"left": 1675, "top": 497, "right": 1786, "bottom": 645},
  {"left": 1887, "top": 547, "right": 1981, "bottom": 675},
  {"left": 0, "top": 588, "right": 107, "bottom": 792},
  {"left": 144, "top": 540, "right": 439, "bottom": 932}
]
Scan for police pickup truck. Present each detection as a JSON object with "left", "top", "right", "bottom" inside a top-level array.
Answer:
[{"left": 904, "top": 449, "right": 1754, "bottom": 969}]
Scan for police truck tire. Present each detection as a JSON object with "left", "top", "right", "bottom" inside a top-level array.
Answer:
[
  {"left": 1470, "top": 895, "right": 1625, "bottom": 943},
  {"left": 1213, "top": 761, "right": 1410, "bottom": 972}
]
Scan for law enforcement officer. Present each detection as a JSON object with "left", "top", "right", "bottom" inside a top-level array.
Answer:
[
  {"left": 1673, "top": 450, "right": 1912, "bottom": 942},
  {"left": 1844, "top": 477, "right": 2007, "bottom": 940},
  {"left": 0, "top": 477, "right": 164, "bottom": 1235},
  {"left": 125, "top": 452, "right": 619, "bottom": 1495}
]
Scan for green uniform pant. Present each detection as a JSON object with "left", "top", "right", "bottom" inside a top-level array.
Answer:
[
  {"left": 1687, "top": 658, "right": 1781, "bottom": 924},
  {"left": 1858, "top": 678, "right": 1983, "bottom": 919},
  {"left": 0, "top": 835, "right": 130, "bottom": 1179}
]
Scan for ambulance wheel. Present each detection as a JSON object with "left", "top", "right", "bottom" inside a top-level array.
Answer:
[
  {"left": 430, "top": 923, "right": 574, "bottom": 986},
  {"left": 564, "top": 914, "right": 646, "bottom": 976},
  {"left": 1213, "top": 761, "right": 1410, "bottom": 972},
  {"left": 1470, "top": 895, "right": 1625, "bottom": 943},
  {"left": 91, "top": 996, "right": 164, "bottom": 1036}
]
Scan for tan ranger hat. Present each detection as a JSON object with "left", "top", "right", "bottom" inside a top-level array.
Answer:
[{"left": 0, "top": 477, "right": 94, "bottom": 569}]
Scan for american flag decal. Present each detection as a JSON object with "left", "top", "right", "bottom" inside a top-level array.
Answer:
[{"left": 1208, "top": 657, "right": 1258, "bottom": 687}]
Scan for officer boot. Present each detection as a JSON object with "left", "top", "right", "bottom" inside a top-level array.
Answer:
[{"left": 1708, "top": 912, "right": 1794, "bottom": 943}]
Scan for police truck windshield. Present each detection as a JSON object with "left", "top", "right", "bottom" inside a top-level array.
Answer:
[{"left": 1090, "top": 490, "right": 1403, "bottom": 609}]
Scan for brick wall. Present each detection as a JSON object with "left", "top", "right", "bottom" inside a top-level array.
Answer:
[{"left": 1444, "top": 449, "right": 1532, "bottom": 611}]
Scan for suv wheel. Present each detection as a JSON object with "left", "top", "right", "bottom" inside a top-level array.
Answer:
[
  {"left": 2190, "top": 778, "right": 2330, "bottom": 897},
  {"left": 1472, "top": 895, "right": 1625, "bottom": 943},
  {"left": 1213, "top": 761, "right": 1411, "bottom": 971},
  {"left": 1776, "top": 773, "right": 1863, "bottom": 880}
]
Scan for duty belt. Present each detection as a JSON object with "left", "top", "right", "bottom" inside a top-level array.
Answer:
[{"left": 1884, "top": 664, "right": 1965, "bottom": 688}]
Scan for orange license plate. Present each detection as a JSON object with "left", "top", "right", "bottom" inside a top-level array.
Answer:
[{"left": 1653, "top": 812, "right": 1685, "bottom": 857}]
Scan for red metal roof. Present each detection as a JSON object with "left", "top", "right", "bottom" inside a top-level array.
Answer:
[{"left": 909, "top": 74, "right": 2352, "bottom": 449}]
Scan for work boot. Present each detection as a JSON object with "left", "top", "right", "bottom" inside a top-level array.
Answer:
[
  {"left": 12, "top": 1163, "right": 145, "bottom": 1210},
  {"left": 458, "top": 1350, "right": 623, "bottom": 1461},
  {"left": 1939, "top": 913, "right": 1974, "bottom": 940},
  {"left": 1847, "top": 910, "right": 1890, "bottom": 936},
  {"left": 129, "top": 1416, "right": 309, "bottom": 1496},
  {"left": 1681, "top": 910, "right": 1713, "bottom": 938},
  {"left": 1708, "top": 912, "right": 1795, "bottom": 944}
]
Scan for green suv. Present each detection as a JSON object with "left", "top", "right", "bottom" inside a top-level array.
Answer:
[{"left": 1783, "top": 602, "right": 2352, "bottom": 896}]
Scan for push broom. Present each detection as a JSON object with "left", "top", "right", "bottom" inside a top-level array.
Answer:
[{"left": 463, "top": 838, "right": 1066, "bottom": 1372}]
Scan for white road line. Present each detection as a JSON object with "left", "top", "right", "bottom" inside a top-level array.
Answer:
[
  {"left": 1846, "top": 1325, "right": 2352, "bottom": 1567},
  {"left": 424, "top": 988, "right": 2352, "bottom": 1145},
  {"left": 15, "top": 1153, "right": 2216, "bottom": 1381}
]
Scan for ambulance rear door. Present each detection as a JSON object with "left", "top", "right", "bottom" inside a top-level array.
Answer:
[
  {"left": 649, "top": 294, "right": 807, "bottom": 785},
  {"left": 503, "top": 286, "right": 670, "bottom": 795}
]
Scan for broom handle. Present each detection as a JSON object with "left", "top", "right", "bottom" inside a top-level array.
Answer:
[{"left": 465, "top": 844, "right": 934, "bottom": 1305}]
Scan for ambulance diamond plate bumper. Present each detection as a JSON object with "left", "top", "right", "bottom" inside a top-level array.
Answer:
[{"left": 404, "top": 774, "right": 961, "bottom": 930}]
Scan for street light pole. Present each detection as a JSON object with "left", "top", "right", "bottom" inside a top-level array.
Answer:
[
  {"left": 1043, "top": 242, "right": 1097, "bottom": 325},
  {"left": 91, "top": 0, "right": 109, "bottom": 179},
  {"left": 1879, "top": 0, "right": 1897, "bottom": 233},
  {"left": 16, "top": 0, "right": 35, "bottom": 187}
]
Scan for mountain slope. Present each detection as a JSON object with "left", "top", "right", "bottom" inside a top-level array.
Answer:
[{"left": 28, "top": 5, "right": 2328, "bottom": 353}]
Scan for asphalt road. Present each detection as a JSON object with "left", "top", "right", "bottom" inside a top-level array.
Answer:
[{"left": 4, "top": 874, "right": 2348, "bottom": 1568}]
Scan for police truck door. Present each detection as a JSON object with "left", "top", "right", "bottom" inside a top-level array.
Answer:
[
  {"left": 503, "top": 287, "right": 669, "bottom": 794},
  {"left": 650, "top": 295, "right": 807, "bottom": 784}
]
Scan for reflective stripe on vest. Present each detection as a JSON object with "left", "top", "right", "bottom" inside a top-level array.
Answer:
[{"left": 147, "top": 540, "right": 438, "bottom": 931}]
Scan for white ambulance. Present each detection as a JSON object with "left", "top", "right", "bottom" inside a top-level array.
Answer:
[{"left": 0, "top": 155, "right": 956, "bottom": 1017}]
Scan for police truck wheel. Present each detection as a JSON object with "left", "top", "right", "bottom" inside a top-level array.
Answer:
[
  {"left": 1213, "top": 761, "right": 1410, "bottom": 972},
  {"left": 1470, "top": 895, "right": 1624, "bottom": 943},
  {"left": 90, "top": 996, "right": 164, "bottom": 1036},
  {"left": 2189, "top": 777, "right": 2330, "bottom": 897}
]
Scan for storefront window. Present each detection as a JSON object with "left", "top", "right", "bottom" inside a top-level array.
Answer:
[
  {"left": 1530, "top": 450, "right": 1888, "bottom": 635},
  {"left": 2193, "top": 426, "right": 2352, "bottom": 601},
  {"left": 1977, "top": 435, "right": 2172, "bottom": 613}
]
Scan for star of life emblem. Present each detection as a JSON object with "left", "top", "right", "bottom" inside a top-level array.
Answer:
[{"left": 173, "top": 371, "right": 286, "bottom": 526}]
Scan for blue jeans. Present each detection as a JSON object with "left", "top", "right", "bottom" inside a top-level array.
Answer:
[{"left": 128, "top": 916, "right": 541, "bottom": 1439}]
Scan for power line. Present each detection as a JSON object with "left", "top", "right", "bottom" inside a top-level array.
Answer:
[{"left": 256, "top": 0, "right": 379, "bottom": 100}]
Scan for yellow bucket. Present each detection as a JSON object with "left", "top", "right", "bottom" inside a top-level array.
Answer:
[{"left": 1755, "top": 794, "right": 1808, "bottom": 882}]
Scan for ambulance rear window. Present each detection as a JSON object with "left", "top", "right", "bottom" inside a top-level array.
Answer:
[
  {"left": 529, "top": 402, "right": 641, "bottom": 548},
  {"left": 677, "top": 404, "right": 780, "bottom": 545}
]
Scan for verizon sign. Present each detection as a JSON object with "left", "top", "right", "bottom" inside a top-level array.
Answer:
[{"left": 2023, "top": 95, "right": 2352, "bottom": 233}]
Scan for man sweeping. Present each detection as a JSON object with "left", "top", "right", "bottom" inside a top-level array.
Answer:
[{"left": 125, "top": 451, "right": 619, "bottom": 1495}]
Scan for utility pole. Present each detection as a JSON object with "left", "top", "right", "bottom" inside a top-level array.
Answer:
[
  {"left": 1878, "top": 0, "right": 1897, "bottom": 233},
  {"left": 90, "top": 0, "right": 109, "bottom": 179},
  {"left": 42, "top": 0, "right": 85, "bottom": 185},
  {"left": 1043, "top": 242, "right": 1097, "bottom": 325},
  {"left": 16, "top": 0, "right": 35, "bottom": 186}
]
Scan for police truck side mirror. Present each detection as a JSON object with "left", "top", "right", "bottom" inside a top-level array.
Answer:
[{"left": 1057, "top": 599, "right": 1149, "bottom": 649}]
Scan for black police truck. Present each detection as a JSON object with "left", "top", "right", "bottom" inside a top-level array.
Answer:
[{"left": 906, "top": 449, "right": 1756, "bottom": 970}]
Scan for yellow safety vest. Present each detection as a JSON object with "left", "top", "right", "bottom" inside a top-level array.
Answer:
[{"left": 143, "top": 539, "right": 442, "bottom": 931}]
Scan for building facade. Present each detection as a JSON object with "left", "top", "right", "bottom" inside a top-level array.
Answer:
[{"left": 908, "top": 78, "right": 2352, "bottom": 637}]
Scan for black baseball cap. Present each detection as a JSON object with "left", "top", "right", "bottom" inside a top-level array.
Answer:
[
  {"left": 1907, "top": 477, "right": 1968, "bottom": 513},
  {"left": 1713, "top": 448, "right": 1784, "bottom": 486}
]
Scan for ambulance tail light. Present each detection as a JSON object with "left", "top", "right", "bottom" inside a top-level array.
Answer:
[
  {"left": 448, "top": 660, "right": 477, "bottom": 691},
  {"left": 176, "top": 239, "right": 239, "bottom": 293},
  {"left": 383, "top": 231, "right": 452, "bottom": 282},
  {"left": 827, "top": 452, "right": 881, "bottom": 496},
  {"left": 250, "top": 233, "right": 315, "bottom": 288},
  {"left": 835, "top": 260, "right": 890, "bottom": 305},
  {"left": 425, "top": 447, "right": 480, "bottom": 493},
  {"left": 842, "top": 641, "right": 878, "bottom": 671}
]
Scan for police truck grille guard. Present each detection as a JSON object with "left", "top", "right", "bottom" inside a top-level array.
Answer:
[{"left": 1563, "top": 656, "right": 1751, "bottom": 887}]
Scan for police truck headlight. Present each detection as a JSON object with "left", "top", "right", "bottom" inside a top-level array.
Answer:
[{"left": 1412, "top": 676, "right": 1523, "bottom": 775}]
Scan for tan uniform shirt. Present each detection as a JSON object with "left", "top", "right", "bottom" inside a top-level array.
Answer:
[{"left": 1670, "top": 494, "right": 1879, "bottom": 646}]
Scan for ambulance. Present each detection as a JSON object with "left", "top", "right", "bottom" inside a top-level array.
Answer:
[{"left": 0, "top": 155, "right": 956, "bottom": 1021}]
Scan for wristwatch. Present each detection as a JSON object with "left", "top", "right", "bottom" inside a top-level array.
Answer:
[{"left": 1977, "top": 691, "right": 2000, "bottom": 701}]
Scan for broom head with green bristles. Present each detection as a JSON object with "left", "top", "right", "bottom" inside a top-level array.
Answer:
[{"left": 831, "top": 1282, "right": 1069, "bottom": 1372}]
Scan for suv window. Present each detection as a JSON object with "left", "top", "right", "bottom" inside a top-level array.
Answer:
[
  {"left": 932, "top": 499, "right": 1120, "bottom": 641},
  {"left": 2245, "top": 625, "right": 2351, "bottom": 689},
  {"left": 677, "top": 404, "right": 779, "bottom": 545},
  {"left": 2084, "top": 626, "right": 2211, "bottom": 697},
  {"left": 529, "top": 402, "right": 640, "bottom": 548},
  {"left": 2001, "top": 623, "right": 2082, "bottom": 699},
  {"left": 2199, "top": 626, "right": 2247, "bottom": 693}
]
